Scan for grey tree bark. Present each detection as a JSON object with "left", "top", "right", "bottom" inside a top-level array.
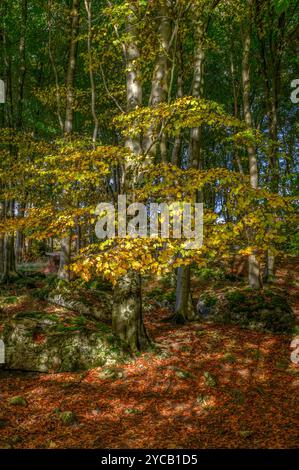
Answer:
[
  {"left": 0, "top": 0, "right": 28, "bottom": 281},
  {"left": 1, "top": 201, "right": 17, "bottom": 283},
  {"left": 241, "top": 0, "right": 262, "bottom": 289},
  {"left": 48, "top": 0, "right": 64, "bottom": 132},
  {"left": 64, "top": 0, "right": 80, "bottom": 134},
  {"left": 58, "top": 0, "right": 80, "bottom": 281},
  {"left": 143, "top": 0, "right": 172, "bottom": 162},
  {"left": 171, "top": 39, "right": 183, "bottom": 166},
  {"left": 112, "top": 5, "right": 151, "bottom": 353},
  {"left": 173, "top": 13, "right": 206, "bottom": 323},
  {"left": 16, "top": 0, "right": 27, "bottom": 130},
  {"left": 257, "top": 9, "right": 286, "bottom": 281},
  {"left": 84, "top": 0, "right": 99, "bottom": 148}
]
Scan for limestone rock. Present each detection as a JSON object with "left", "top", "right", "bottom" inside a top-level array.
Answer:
[{"left": 0, "top": 313, "right": 122, "bottom": 372}]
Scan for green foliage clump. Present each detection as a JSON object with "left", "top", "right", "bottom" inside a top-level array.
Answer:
[
  {"left": 2, "top": 296, "right": 18, "bottom": 305},
  {"left": 195, "top": 267, "right": 225, "bottom": 282},
  {"left": 208, "top": 287, "right": 295, "bottom": 333},
  {"left": 164, "top": 290, "right": 176, "bottom": 303},
  {"left": 8, "top": 396, "right": 27, "bottom": 406},
  {"left": 225, "top": 290, "right": 246, "bottom": 304},
  {"left": 149, "top": 286, "right": 176, "bottom": 304},
  {"left": 85, "top": 277, "right": 113, "bottom": 292},
  {"left": 58, "top": 411, "right": 77, "bottom": 425},
  {"left": 15, "top": 311, "right": 59, "bottom": 322},
  {"left": 200, "top": 292, "right": 218, "bottom": 308},
  {"left": 203, "top": 371, "right": 217, "bottom": 388}
]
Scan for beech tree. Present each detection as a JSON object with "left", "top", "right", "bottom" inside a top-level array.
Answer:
[{"left": 0, "top": 0, "right": 297, "bottom": 350}]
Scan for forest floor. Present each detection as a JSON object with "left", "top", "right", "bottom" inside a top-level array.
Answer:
[{"left": 0, "top": 259, "right": 298, "bottom": 449}]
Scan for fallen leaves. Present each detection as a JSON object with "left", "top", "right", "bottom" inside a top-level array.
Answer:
[
  {"left": 0, "top": 314, "right": 298, "bottom": 449},
  {"left": 0, "top": 259, "right": 298, "bottom": 449}
]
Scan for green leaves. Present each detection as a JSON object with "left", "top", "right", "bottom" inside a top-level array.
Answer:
[
  {"left": 273, "top": 0, "right": 289, "bottom": 14},
  {"left": 114, "top": 97, "right": 241, "bottom": 139}
]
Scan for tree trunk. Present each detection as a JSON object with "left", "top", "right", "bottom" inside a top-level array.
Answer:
[
  {"left": 173, "top": 14, "right": 206, "bottom": 323},
  {"left": 1, "top": 201, "right": 18, "bottom": 283},
  {"left": 84, "top": 0, "right": 99, "bottom": 148},
  {"left": 16, "top": 0, "right": 28, "bottom": 129},
  {"left": 1, "top": 1, "right": 13, "bottom": 127},
  {"left": 173, "top": 266, "right": 197, "bottom": 324},
  {"left": 171, "top": 42, "right": 183, "bottom": 166},
  {"left": 58, "top": 0, "right": 80, "bottom": 281},
  {"left": 47, "top": 0, "right": 64, "bottom": 131},
  {"left": 241, "top": 1, "right": 261, "bottom": 289},
  {"left": 2, "top": 234, "right": 17, "bottom": 282},
  {"left": 189, "top": 17, "right": 205, "bottom": 171},
  {"left": 229, "top": 43, "right": 243, "bottom": 174},
  {"left": 64, "top": 0, "right": 80, "bottom": 134},
  {"left": 0, "top": 1, "right": 28, "bottom": 281},
  {"left": 257, "top": 10, "right": 285, "bottom": 281},
  {"left": 58, "top": 236, "right": 71, "bottom": 281},
  {"left": 112, "top": 4, "right": 150, "bottom": 353},
  {"left": 112, "top": 273, "right": 150, "bottom": 352},
  {"left": 143, "top": 1, "right": 172, "bottom": 161}
]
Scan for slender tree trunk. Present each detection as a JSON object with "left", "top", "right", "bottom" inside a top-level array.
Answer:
[
  {"left": 84, "top": 0, "right": 99, "bottom": 148},
  {"left": 189, "top": 17, "right": 205, "bottom": 171},
  {"left": 173, "top": 265, "right": 197, "bottom": 323},
  {"left": 58, "top": 0, "right": 80, "bottom": 281},
  {"left": 58, "top": 236, "right": 71, "bottom": 281},
  {"left": 16, "top": 202, "right": 26, "bottom": 263},
  {"left": 143, "top": 1, "right": 172, "bottom": 161},
  {"left": 112, "top": 5, "right": 151, "bottom": 353},
  {"left": 241, "top": 1, "right": 261, "bottom": 289},
  {"left": 2, "top": 1, "right": 13, "bottom": 128},
  {"left": 229, "top": 45, "right": 243, "bottom": 174},
  {"left": 173, "top": 15, "right": 206, "bottom": 323},
  {"left": 64, "top": 0, "right": 80, "bottom": 134},
  {"left": 48, "top": 0, "right": 64, "bottom": 131},
  {"left": 0, "top": 202, "right": 4, "bottom": 275},
  {"left": 16, "top": 0, "right": 27, "bottom": 129},
  {"left": 171, "top": 42, "right": 183, "bottom": 166},
  {"left": 74, "top": 216, "right": 82, "bottom": 254},
  {"left": 257, "top": 10, "right": 285, "bottom": 281},
  {"left": 12, "top": 1, "right": 28, "bottom": 273},
  {"left": 1, "top": 201, "right": 17, "bottom": 282},
  {"left": 0, "top": 1, "right": 26, "bottom": 281}
]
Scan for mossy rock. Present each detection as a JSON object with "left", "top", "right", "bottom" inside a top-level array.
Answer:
[
  {"left": 48, "top": 285, "right": 112, "bottom": 322},
  {"left": 59, "top": 411, "right": 77, "bottom": 425},
  {"left": 198, "top": 286, "right": 295, "bottom": 333},
  {"left": 2, "top": 296, "right": 18, "bottom": 305},
  {"left": 0, "top": 313, "right": 125, "bottom": 372},
  {"left": 203, "top": 371, "right": 217, "bottom": 388},
  {"left": 175, "top": 368, "right": 196, "bottom": 380},
  {"left": 98, "top": 366, "right": 125, "bottom": 380},
  {"left": 8, "top": 396, "right": 27, "bottom": 406}
]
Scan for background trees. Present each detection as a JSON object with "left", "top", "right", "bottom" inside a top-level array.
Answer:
[{"left": 0, "top": 0, "right": 298, "bottom": 351}]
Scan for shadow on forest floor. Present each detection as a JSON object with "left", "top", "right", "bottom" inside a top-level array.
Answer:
[{"left": 0, "top": 258, "right": 298, "bottom": 449}]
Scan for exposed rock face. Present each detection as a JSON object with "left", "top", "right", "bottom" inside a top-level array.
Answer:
[
  {"left": 196, "top": 286, "right": 295, "bottom": 333},
  {"left": 47, "top": 287, "right": 113, "bottom": 322},
  {"left": 0, "top": 313, "right": 122, "bottom": 373},
  {"left": 196, "top": 300, "right": 211, "bottom": 317}
]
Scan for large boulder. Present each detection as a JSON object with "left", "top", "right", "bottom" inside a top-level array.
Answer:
[
  {"left": 197, "top": 286, "right": 295, "bottom": 334},
  {"left": 0, "top": 311, "right": 123, "bottom": 372},
  {"left": 32, "top": 281, "right": 113, "bottom": 323}
]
